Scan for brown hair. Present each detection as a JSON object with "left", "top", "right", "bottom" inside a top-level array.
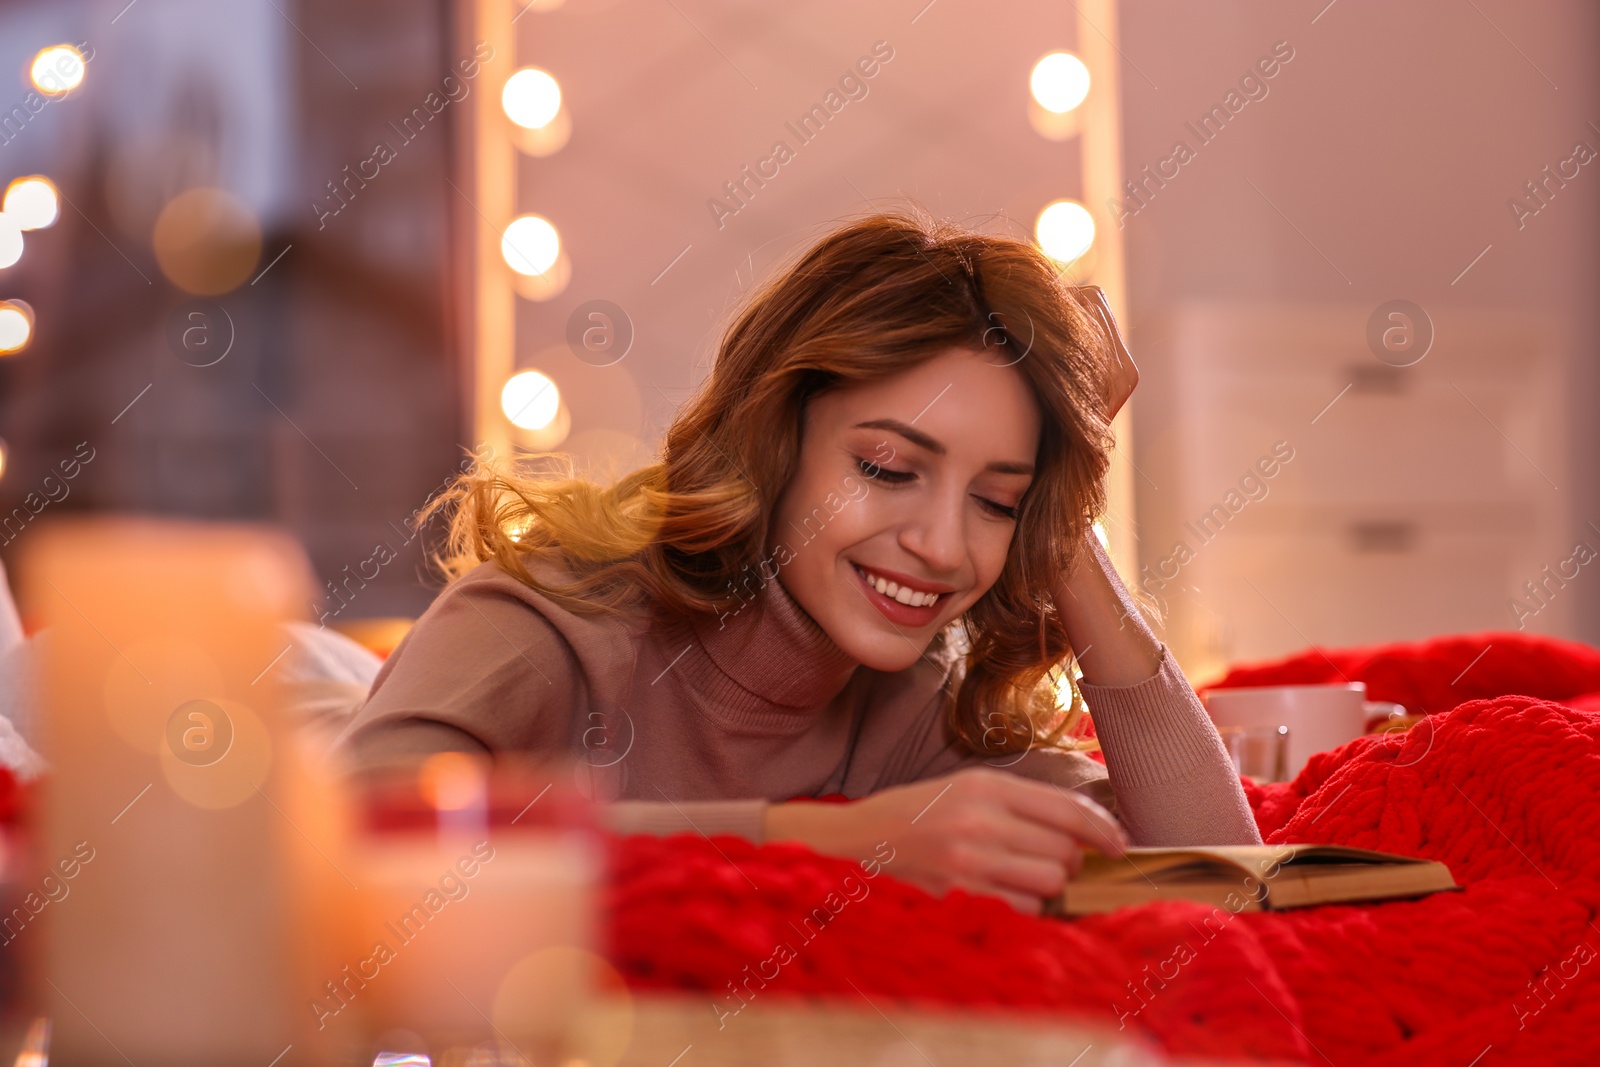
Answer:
[{"left": 421, "top": 208, "right": 1119, "bottom": 756}]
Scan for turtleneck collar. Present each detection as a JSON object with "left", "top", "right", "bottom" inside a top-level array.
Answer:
[{"left": 675, "top": 570, "right": 862, "bottom": 736}]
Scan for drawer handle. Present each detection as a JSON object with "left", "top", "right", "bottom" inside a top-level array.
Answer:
[{"left": 1349, "top": 521, "right": 1416, "bottom": 553}]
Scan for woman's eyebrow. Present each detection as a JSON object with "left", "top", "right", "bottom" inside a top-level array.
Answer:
[{"left": 852, "top": 418, "right": 1035, "bottom": 476}]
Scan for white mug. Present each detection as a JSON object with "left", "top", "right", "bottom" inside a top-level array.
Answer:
[{"left": 1202, "top": 683, "right": 1370, "bottom": 779}]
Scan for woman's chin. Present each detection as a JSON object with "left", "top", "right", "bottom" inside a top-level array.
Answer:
[{"left": 829, "top": 618, "right": 936, "bottom": 673}]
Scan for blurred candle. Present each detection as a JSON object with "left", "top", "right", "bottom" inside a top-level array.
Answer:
[
  {"left": 348, "top": 758, "right": 602, "bottom": 1063},
  {"left": 21, "top": 517, "right": 352, "bottom": 1066}
]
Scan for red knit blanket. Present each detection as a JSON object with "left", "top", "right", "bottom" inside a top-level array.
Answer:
[{"left": 605, "top": 631, "right": 1600, "bottom": 1064}]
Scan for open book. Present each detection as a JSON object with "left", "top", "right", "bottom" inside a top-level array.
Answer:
[{"left": 1044, "top": 844, "right": 1460, "bottom": 917}]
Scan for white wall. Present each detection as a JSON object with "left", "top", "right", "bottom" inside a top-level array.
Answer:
[{"left": 1117, "top": 0, "right": 1600, "bottom": 672}]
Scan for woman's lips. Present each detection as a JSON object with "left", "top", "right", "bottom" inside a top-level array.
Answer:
[{"left": 851, "top": 563, "right": 946, "bottom": 627}]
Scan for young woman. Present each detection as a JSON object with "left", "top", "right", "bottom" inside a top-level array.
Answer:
[{"left": 335, "top": 210, "right": 1260, "bottom": 914}]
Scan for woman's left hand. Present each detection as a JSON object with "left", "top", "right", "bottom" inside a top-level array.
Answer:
[{"left": 1071, "top": 285, "right": 1139, "bottom": 418}]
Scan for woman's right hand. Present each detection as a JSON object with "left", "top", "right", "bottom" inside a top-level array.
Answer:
[
  {"left": 1069, "top": 284, "right": 1139, "bottom": 419},
  {"left": 764, "top": 767, "right": 1130, "bottom": 914}
]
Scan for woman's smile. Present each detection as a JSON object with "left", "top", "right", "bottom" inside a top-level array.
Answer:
[{"left": 848, "top": 559, "right": 953, "bottom": 627}]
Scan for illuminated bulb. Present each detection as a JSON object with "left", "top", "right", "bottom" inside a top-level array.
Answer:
[
  {"left": 501, "top": 215, "right": 560, "bottom": 276},
  {"left": 1035, "top": 199, "right": 1095, "bottom": 263},
  {"left": 502, "top": 67, "right": 562, "bottom": 129},
  {"left": 4, "top": 177, "right": 59, "bottom": 230},
  {"left": 0, "top": 301, "right": 31, "bottom": 354},
  {"left": 30, "top": 44, "right": 86, "bottom": 96},
  {"left": 1031, "top": 52, "right": 1091, "bottom": 113},
  {"left": 501, "top": 370, "right": 560, "bottom": 429},
  {"left": 0, "top": 217, "right": 22, "bottom": 270}
]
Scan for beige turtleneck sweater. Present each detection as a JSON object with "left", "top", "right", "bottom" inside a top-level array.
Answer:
[{"left": 333, "top": 554, "right": 1261, "bottom": 847}]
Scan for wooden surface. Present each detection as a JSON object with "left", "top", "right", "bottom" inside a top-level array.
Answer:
[
  {"left": 558, "top": 992, "right": 1293, "bottom": 1067},
  {"left": 0, "top": 992, "right": 1298, "bottom": 1064}
]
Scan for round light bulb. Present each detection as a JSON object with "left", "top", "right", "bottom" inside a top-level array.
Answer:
[
  {"left": 501, "top": 370, "right": 561, "bottom": 430},
  {"left": 501, "top": 215, "right": 560, "bottom": 276},
  {"left": 4, "top": 177, "right": 60, "bottom": 231},
  {"left": 1035, "top": 199, "right": 1095, "bottom": 263},
  {"left": 30, "top": 45, "right": 87, "bottom": 96},
  {"left": 0, "top": 217, "right": 23, "bottom": 270},
  {"left": 502, "top": 68, "right": 562, "bottom": 130},
  {"left": 0, "top": 303, "right": 32, "bottom": 353},
  {"left": 1031, "top": 52, "right": 1091, "bottom": 113}
]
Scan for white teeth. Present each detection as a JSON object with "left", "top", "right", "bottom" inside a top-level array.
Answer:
[{"left": 857, "top": 565, "right": 940, "bottom": 608}]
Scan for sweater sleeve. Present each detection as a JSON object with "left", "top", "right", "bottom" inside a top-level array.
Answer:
[
  {"left": 604, "top": 799, "right": 770, "bottom": 842},
  {"left": 330, "top": 565, "right": 774, "bottom": 844},
  {"left": 331, "top": 567, "right": 578, "bottom": 765},
  {"left": 1074, "top": 644, "right": 1262, "bottom": 846}
]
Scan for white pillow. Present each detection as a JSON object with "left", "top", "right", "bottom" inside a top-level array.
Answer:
[{"left": 273, "top": 620, "right": 385, "bottom": 744}]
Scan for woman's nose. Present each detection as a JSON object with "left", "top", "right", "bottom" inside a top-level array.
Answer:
[{"left": 900, "top": 491, "right": 967, "bottom": 573}]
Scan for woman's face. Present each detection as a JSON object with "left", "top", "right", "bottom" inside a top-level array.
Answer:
[{"left": 766, "top": 345, "right": 1042, "bottom": 672}]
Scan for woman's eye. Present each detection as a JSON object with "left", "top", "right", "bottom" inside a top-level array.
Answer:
[
  {"left": 857, "top": 458, "right": 913, "bottom": 483},
  {"left": 977, "top": 497, "right": 1020, "bottom": 520}
]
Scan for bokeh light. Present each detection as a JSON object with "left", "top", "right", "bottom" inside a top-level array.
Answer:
[
  {"left": 1035, "top": 199, "right": 1096, "bottom": 263},
  {"left": 4, "top": 177, "right": 60, "bottom": 230},
  {"left": 30, "top": 45, "right": 86, "bottom": 96},
  {"left": 509, "top": 247, "right": 571, "bottom": 301},
  {"left": 500, "top": 215, "right": 560, "bottom": 276},
  {"left": 1031, "top": 52, "right": 1091, "bottom": 113},
  {"left": 151, "top": 188, "right": 263, "bottom": 295},
  {"left": 0, "top": 301, "right": 35, "bottom": 354},
  {"left": 502, "top": 68, "right": 562, "bottom": 129},
  {"left": 419, "top": 752, "right": 487, "bottom": 811},
  {"left": 501, "top": 370, "right": 561, "bottom": 430},
  {"left": 0, "top": 216, "right": 22, "bottom": 270}
]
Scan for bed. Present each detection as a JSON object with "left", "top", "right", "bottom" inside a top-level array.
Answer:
[{"left": 605, "top": 632, "right": 1600, "bottom": 1065}]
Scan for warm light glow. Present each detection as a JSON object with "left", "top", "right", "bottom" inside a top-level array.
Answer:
[
  {"left": 1035, "top": 199, "right": 1095, "bottom": 263},
  {"left": 501, "top": 370, "right": 561, "bottom": 429},
  {"left": 501, "top": 215, "right": 560, "bottom": 276},
  {"left": 0, "top": 301, "right": 33, "bottom": 354},
  {"left": 4, "top": 177, "right": 60, "bottom": 230},
  {"left": 30, "top": 45, "right": 86, "bottom": 95},
  {"left": 502, "top": 68, "right": 562, "bottom": 130},
  {"left": 1031, "top": 52, "right": 1091, "bottom": 113},
  {"left": 419, "top": 752, "right": 486, "bottom": 812},
  {"left": 1054, "top": 666, "right": 1075, "bottom": 710},
  {"left": 0, "top": 217, "right": 22, "bottom": 270},
  {"left": 1092, "top": 520, "right": 1110, "bottom": 550},
  {"left": 151, "top": 187, "right": 262, "bottom": 295},
  {"left": 10, "top": 1015, "right": 46, "bottom": 1067}
]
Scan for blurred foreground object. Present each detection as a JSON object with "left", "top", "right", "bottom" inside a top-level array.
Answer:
[
  {"left": 19, "top": 517, "right": 355, "bottom": 1066},
  {"left": 344, "top": 755, "right": 606, "bottom": 1065}
]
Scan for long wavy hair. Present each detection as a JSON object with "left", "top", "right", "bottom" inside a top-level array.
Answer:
[{"left": 419, "top": 208, "right": 1120, "bottom": 757}]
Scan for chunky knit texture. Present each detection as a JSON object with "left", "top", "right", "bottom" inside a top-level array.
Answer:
[{"left": 605, "top": 631, "right": 1600, "bottom": 1064}]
